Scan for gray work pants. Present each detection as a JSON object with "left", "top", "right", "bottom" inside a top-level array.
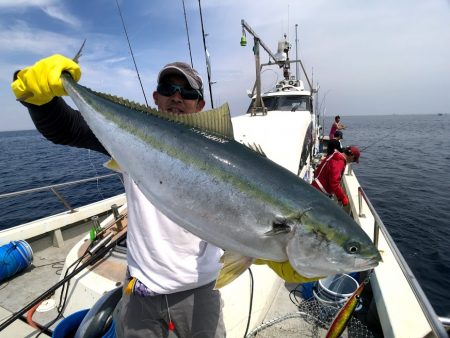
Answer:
[{"left": 113, "top": 281, "right": 225, "bottom": 338}]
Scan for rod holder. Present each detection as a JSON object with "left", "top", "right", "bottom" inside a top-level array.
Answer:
[
  {"left": 91, "top": 215, "right": 100, "bottom": 230},
  {"left": 111, "top": 204, "right": 123, "bottom": 230}
]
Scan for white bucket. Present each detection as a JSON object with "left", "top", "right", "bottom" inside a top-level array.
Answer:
[{"left": 314, "top": 273, "right": 359, "bottom": 309}]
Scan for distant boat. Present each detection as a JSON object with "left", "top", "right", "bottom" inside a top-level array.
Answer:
[{"left": 437, "top": 113, "right": 443, "bottom": 116}]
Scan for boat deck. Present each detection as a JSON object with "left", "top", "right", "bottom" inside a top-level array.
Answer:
[{"left": 0, "top": 218, "right": 99, "bottom": 337}]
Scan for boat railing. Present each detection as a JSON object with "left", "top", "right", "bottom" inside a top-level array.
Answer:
[
  {"left": 356, "top": 183, "right": 449, "bottom": 337},
  {"left": 0, "top": 173, "right": 122, "bottom": 213}
]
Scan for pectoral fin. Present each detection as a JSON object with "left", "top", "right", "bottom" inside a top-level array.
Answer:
[
  {"left": 103, "top": 158, "right": 122, "bottom": 173},
  {"left": 214, "top": 251, "right": 254, "bottom": 289}
]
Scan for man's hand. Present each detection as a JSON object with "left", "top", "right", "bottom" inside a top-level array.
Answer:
[
  {"left": 341, "top": 195, "right": 349, "bottom": 206},
  {"left": 254, "top": 259, "right": 321, "bottom": 284},
  {"left": 11, "top": 54, "right": 81, "bottom": 106}
]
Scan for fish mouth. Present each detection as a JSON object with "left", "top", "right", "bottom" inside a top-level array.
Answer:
[{"left": 345, "top": 254, "right": 381, "bottom": 274}]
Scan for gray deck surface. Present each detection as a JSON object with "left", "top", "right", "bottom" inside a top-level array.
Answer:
[{"left": 0, "top": 220, "right": 93, "bottom": 337}]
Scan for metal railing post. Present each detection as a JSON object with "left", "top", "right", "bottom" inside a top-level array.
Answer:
[
  {"left": 50, "top": 187, "right": 75, "bottom": 213},
  {"left": 358, "top": 187, "right": 365, "bottom": 218}
]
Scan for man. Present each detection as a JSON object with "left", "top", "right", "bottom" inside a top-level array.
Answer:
[
  {"left": 311, "top": 146, "right": 360, "bottom": 206},
  {"left": 11, "top": 55, "right": 315, "bottom": 337},
  {"left": 329, "top": 115, "right": 346, "bottom": 139},
  {"left": 326, "top": 130, "right": 344, "bottom": 155}
]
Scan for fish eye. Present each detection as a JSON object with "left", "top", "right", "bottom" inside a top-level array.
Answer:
[{"left": 345, "top": 241, "right": 361, "bottom": 254}]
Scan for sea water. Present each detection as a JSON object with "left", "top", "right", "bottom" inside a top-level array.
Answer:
[
  {"left": 0, "top": 130, "right": 124, "bottom": 229},
  {"left": 1, "top": 114, "right": 449, "bottom": 317},
  {"left": 324, "top": 114, "right": 450, "bottom": 318}
]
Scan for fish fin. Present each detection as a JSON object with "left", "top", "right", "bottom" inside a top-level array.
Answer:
[
  {"left": 167, "top": 103, "right": 234, "bottom": 139},
  {"left": 103, "top": 158, "right": 122, "bottom": 172},
  {"left": 244, "top": 142, "right": 267, "bottom": 157},
  {"left": 214, "top": 251, "right": 254, "bottom": 289},
  {"left": 83, "top": 86, "right": 234, "bottom": 138},
  {"left": 264, "top": 216, "right": 292, "bottom": 236}
]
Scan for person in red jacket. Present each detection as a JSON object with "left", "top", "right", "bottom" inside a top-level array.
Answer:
[{"left": 311, "top": 146, "right": 360, "bottom": 206}]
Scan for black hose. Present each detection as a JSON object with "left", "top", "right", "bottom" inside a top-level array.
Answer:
[{"left": 243, "top": 268, "right": 254, "bottom": 338}]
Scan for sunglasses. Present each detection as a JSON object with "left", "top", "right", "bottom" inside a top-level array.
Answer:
[{"left": 157, "top": 83, "right": 202, "bottom": 100}]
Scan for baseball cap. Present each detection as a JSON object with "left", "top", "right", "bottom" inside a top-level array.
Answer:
[
  {"left": 348, "top": 146, "right": 360, "bottom": 163},
  {"left": 158, "top": 62, "right": 203, "bottom": 94},
  {"left": 334, "top": 131, "right": 343, "bottom": 139}
]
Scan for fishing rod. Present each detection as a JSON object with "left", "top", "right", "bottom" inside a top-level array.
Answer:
[
  {"left": 181, "top": 0, "right": 194, "bottom": 68},
  {"left": 114, "top": 0, "right": 149, "bottom": 107},
  {"left": 0, "top": 232, "right": 126, "bottom": 332},
  {"left": 198, "top": 0, "right": 214, "bottom": 108},
  {"left": 358, "top": 133, "right": 390, "bottom": 152}
]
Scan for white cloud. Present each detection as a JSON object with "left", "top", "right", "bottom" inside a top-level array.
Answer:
[
  {"left": 0, "top": 0, "right": 55, "bottom": 7},
  {"left": 0, "top": 21, "right": 80, "bottom": 56},
  {"left": 2, "top": 0, "right": 450, "bottom": 131},
  {"left": 40, "top": 5, "right": 81, "bottom": 28},
  {"left": 0, "top": 0, "right": 80, "bottom": 27}
]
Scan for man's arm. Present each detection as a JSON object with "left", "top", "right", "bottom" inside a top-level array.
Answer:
[
  {"left": 24, "top": 97, "right": 109, "bottom": 156},
  {"left": 12, "top": 54, "right": 108, "bottom": 156}
]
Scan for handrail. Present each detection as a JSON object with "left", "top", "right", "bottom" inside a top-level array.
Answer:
[
  {"left": 0, "top": 173, "right": 120, "bottom": 199},
  {"left": 0, "top": 173, "right": 122, "bottom": 213},
  {"left": 357, "top": 186, "right": 449, "bottom": 338}
]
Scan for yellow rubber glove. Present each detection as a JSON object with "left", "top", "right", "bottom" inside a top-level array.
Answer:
[
  {"left": 254, "top": 259, "right": 321, "bottom": 284},
  {"left": 11, "top": 54, "right": 81, "bottom": 106}
]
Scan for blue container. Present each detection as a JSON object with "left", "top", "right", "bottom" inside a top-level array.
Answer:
[
  {"left": 52, "top": 310, "right": 116, "bottom": 338},
  {"left": 52, "top": 309, "right": 89, "bottom": 338},
  {"left": 300, "top": 281, "right": 317, "bottom": 300},
  {"left": 0, "top": 240, "right": 33, "bottom": 282}
]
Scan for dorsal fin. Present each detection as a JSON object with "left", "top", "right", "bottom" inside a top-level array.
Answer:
[
  {"left": 90, "top": 89, "right": 234, "bottom": 139},
  {"left": 244, "top": 142, "right": 267, "bottom": 157},
  {"left": 159, "top": 103, "right": 235, "bottom": 140}
]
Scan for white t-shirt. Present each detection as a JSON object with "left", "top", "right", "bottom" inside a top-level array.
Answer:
[{"left": 123, "top": 174, "right": 223, "bottom": 294}]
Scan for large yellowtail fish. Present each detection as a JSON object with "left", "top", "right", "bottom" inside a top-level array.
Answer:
[{"left": 61, "top": 73, "right": 381, "bottom": 286}]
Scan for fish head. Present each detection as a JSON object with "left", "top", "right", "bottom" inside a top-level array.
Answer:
[{"left": 284, "top": 206, "right": 381, "bottom": 278}]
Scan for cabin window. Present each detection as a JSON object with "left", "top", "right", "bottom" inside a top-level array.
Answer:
[
  {"left": 299, "top": 121, "right": 313, "bottom": 172},
  {"left": 247, "top": 95, "right": 311, "bottom": 113}
]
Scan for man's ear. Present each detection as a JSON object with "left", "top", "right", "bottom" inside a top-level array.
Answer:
[
  {"left": 153, "top": 91, "right": 159, "bottom": 106},
  {"left": 196, "top": 99, "right": 206, "bottom": 112}
]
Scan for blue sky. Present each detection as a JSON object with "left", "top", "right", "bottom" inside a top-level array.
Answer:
[{"left": 1, "top": 0, "right": 449, "bottom": 131}]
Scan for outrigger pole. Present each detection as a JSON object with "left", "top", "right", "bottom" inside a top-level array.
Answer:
[{"left": 240, "top": 19, "right": 280, "bottom": 116}]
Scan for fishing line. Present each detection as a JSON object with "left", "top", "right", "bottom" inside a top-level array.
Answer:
[
  {"left": 87, "top": 149, "right": 106, "bottom": 201},
  {"left": 114, "top": 0, "right": 149, "bottom": 107},
  {"left": 358, "top": 132, "right": 390, "bottom": 152}
]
